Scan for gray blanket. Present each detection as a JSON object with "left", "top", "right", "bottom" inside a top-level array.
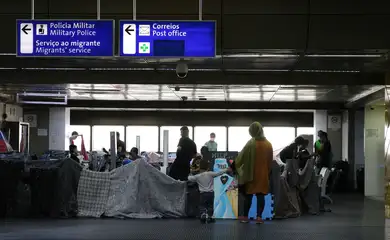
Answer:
[
  {"left": 105, "top": 160, "right": 187, "bottom": 219},
  {"left": 77, "top": 170, "right": 111, "bottom": 217},
  {"left": 298, "top": 158, "right": 320, "bottom": 214},
  {"left": 274, "top": 159, "right": 301, "bottom": 218},
  {"left": 272, "top": 158, "right": 320, "bottom": 218}
]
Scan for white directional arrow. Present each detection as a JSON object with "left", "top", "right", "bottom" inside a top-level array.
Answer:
[
  {"left": 123, "top": 24, "right": 136, "bottom": 54},
  {"left": 20, "top": 23, "right": 33, "bottom": 54}
]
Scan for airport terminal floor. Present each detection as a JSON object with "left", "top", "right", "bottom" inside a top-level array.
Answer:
[{"left": 0, "top": 195, "right": 384, "bottom": 240}]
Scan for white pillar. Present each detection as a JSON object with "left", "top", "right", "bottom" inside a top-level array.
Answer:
[
  {"left": 314, "top": 110, "right": 327, "bottom": 135},
  {"left": 49, "top": 107, "right": 70, "bottom": 150},
  {"left": 136, "top": 135, "right": 141, "bottom": 152},
  {"left": 313, "top": 110, "right": 327, "bottom": 152},
  {"left": 364, "top": 105, "right": 385, "bottom": 198},
  {"left": 160, "top": 130, "right": 169, "bottom": 174}
]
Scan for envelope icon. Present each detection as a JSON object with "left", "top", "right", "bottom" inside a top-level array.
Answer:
[{"left": 139, "top": 25, "right": 151, "bottom": 36}]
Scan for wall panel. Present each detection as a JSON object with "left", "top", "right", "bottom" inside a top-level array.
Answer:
[
  {"left": 308, "top": 15, "right": 390, "bottom": 50},
  {"left": 223, "top": 0, "right": 308, "bottom": 14},
  {"left": 48, "top": 0, "right": 99, "bottom": 14},
  {"left": 223, "top": 15, "right": 307, "bottom": 50},
  {"left": 310, "top": 0, "right": 390, "bottom": 14}
]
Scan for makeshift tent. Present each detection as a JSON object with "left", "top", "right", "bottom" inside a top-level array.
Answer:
[{"left": 77, "top": 159, "right": 187, "bottom": 218}]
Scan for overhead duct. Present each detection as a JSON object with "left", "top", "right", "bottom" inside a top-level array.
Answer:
[{"left": 16, "top": 92, "right": 68, "bottom": 105}]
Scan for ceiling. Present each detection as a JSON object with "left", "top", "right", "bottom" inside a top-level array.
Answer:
[
  {"left": 1, "top": 1, "right": 390, "bottom": 73},
  {"left": 0, "top": 84, "right": 381, "bottom": 102},
  {"left": 0, "top": 1, "right": 388, "bottom": 111},
  {"left": 0, "top": 84, "right": 382, "bottom": 110}
]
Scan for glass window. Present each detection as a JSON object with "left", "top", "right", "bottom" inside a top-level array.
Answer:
[
  {"left": 194, "top": 126, "right": 227, "bottom": 152},
  {"left": 68, "top": 125, "right": 91, "bottom": 151},
  {"left": 160, "top": 126, "right": 193, "bottom": 152},
  {"left": 228, "top": 126, "right": 249, "bottom": 152},
  {"left": 126, "top": 126, "right": 159, "bottom": 152},
  {"left": 92, "top": 125, "right": 125, "bottom": 151},
  {"left": 297, "top": 127, "right": 315, "bottom": 137},
  {"left": 264, "top": 127, "right": 296, "bottom": 151}
]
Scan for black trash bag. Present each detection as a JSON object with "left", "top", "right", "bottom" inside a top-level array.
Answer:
[
  {"left": 0, "top": 160, "right": 24, "bottom": 218},
  {"left": 30, "top": 167, "right": 61, "bottom": 217},
  {"left": 8, "top": 181, "right": 32, "bottom": 217},
  {"left": 356, "top": 167, "right": 365, "bottom": 194}
]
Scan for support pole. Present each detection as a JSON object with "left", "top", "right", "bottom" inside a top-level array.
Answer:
[
  {"left": 31, "top": 0, "right": 35, "bottom": 20},
  {"left": 136, "top": 135, "right": 141, "bottom": 152},
  {"left": 97, "top": 0, "right": 101, "bottom": 20},
  {"left": 160, "top": 130, "right": 169, "bottom": 174},
  {"left": 163, "top": 130, "right": 169, "bottom": 168},
  {"left": 133, "top": 0, "right": 137, "bottom": 20},
  {"left": 199, "top": 0, "right": 203, "bottom": 20},
  {"left": 109, "top": 131, "right": 117, "bottom": 170}
]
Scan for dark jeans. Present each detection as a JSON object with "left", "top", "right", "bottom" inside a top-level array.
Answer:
[
  {"left": 199, "top": 192, "right": 214, "bottom": 217},
  {"left": 243, "top": 193, "right": 265, "bottom": 218}
]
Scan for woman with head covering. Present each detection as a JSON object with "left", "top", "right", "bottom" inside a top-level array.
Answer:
[
  {"left": 234, "top": 122, "right": 273, "bottom": 224},
  {"left": 315, "top": 131, "right": 332, "bottom": 170}
]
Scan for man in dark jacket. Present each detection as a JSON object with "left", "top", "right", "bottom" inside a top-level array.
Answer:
[
  {"left": 169, "top": 126, "right": 197, "bottom": 181},
  {"left": 279, "top": 136, "right": 306, "bottom": 163},
  {"left": 116, "top": 132, "right": 126, "bottom": 158}
]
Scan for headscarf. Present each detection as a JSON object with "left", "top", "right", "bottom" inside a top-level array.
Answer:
[
  {"left": 234, "top": 122, "right": 266, "bottom": 185},
  {"left": 249, "top": 122, "right": 265, "bottom": 139}
]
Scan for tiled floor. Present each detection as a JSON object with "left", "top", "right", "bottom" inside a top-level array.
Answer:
[{"left": 0, "top": 194, "right": 385, "bottom": 240}]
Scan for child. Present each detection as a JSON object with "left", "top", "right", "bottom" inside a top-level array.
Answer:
[
  {"left": 188, "top": 159, "right": 230, "bottom": 223},
  {"left": 190, "top": 146, "right": 209, "bottom": 175},
  {"left": 69, "top": 144, "right": 80, "bottom": 163}
]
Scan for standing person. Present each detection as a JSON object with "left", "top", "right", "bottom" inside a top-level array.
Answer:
[
  {"left": 116, "top": 132, "right": 126, "bottom": 158},
  {"left": 204, "top": 132, "right": 218, "bottom": 152},
  {"left": 279, "top": 136, "right": 306, "bottom": 164},
  {"left": 188, "top": 159, "right": 231, "bottom": 223},
  {"left": 69, "top": 131, "right": 79, "bottom": 145},
  {"left": 1, "top": 113, "right": 9, "bottom": 140},
  {"left": 234, "top": 122, "right": 273, "bottom": 224},
  {"left": 315, "top": 131, "right": 332, "bottom": 170},
  {"left": 314, "top": 130, "right": 324, "bottom": 154},
  {"left": 169, "top": 126, "right": 197, "bottom": 181}
]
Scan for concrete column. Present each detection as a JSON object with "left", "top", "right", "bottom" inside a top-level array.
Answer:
[
  {"left": 313, "top": 110, "right": 327, "bottom": 152},
  {"left": 327, "top": 113, "right": 342, "bottom": 162},
  {"left": 314, "top": 110, "right": 343, "bottom": 163},
  {"left": 314, "top": 110, "right": 327, "bottom": 135},
  {"left": 49, "top": 107, "right": 70, "bottom": 150},
  {"left": 364, "top": 104, "right": 385, "bottom": 198}
]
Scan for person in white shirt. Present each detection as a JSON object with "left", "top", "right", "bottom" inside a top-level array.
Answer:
[{"left": 188, "top": 159, "right": 231, "bottom": 223}]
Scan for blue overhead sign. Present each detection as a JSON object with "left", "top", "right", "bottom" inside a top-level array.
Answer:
[
  {"left": 119, "top": 20, "right": 216, "bottom": 58},
  {"left": 16, "top": 20, "right": 114, "bottom": 57}
]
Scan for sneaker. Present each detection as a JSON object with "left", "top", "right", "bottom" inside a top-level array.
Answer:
[
  {"left": 200, "top": 213, "right": 207, "bottom": 223},
  {"left": 207, "top": 217, "right": 216, "bottom": 223},
  {"left": 238, "top": 216, "right": 249, "bottom": 223},
  {"left": 255, "top": 217, "right": 264, "bottom": 224}
]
